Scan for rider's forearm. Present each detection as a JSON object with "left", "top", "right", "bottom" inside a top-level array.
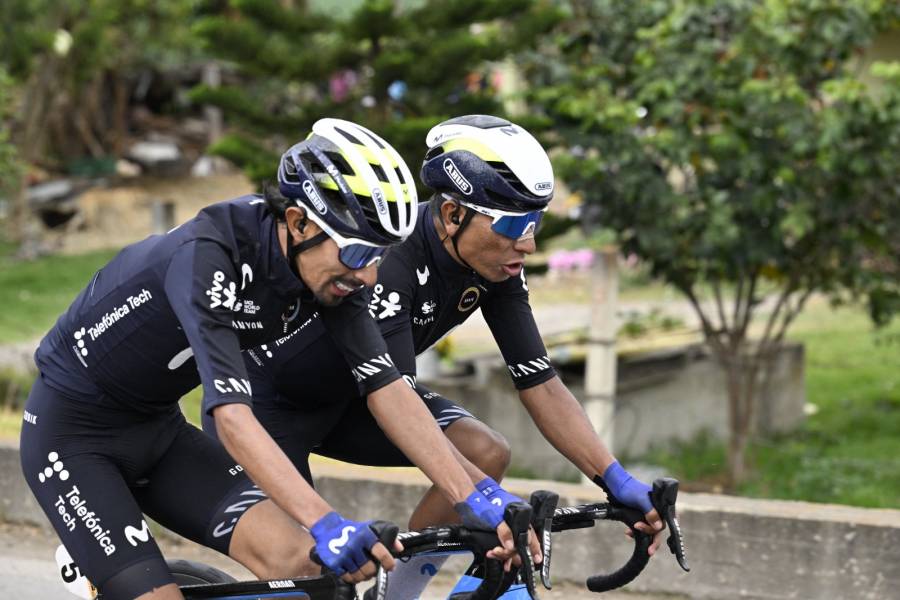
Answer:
[
  {"left": 519, "top": 376, "right": 616, "bottom": 477},
  {"left": 214, "top": 403, "right": 333, "bottom": 528},
  {"left": 367, "top": 379, "right": 476, "bottom": 505},
  {"left": 448, "top": 439, "right": 491, "bottom": 483}
]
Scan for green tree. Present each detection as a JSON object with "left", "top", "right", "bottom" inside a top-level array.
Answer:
[
  {"left": 0, "top": 0, "right": 201, "bottom": 244},
  {"left": 0, "top": 68, "right": 22, "bottom": 211},
  {"left": 191, "top": 0, "right": 562, "bottom": 183},
  {"left": 522, "top": 0, "right": 900, "bottom": 485}
]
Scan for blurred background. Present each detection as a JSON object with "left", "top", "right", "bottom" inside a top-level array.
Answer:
[{"left": 1, "top": 0, "right": 899, "bottom": 512}]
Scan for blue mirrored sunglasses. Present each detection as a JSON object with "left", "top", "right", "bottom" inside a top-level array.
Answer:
[
  {"left": 488, "top": 210, "right": 544, "bottom": 239},
  {"left": 338, "top": 243, "right": 388, "bottom": 270}
]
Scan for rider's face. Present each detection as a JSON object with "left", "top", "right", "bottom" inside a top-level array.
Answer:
[
  {"left": 285, "top": 209, "right": 377, "bottom": 306},
  {"left": 447, "top": 207, "right": 537, "bottom": 283}
]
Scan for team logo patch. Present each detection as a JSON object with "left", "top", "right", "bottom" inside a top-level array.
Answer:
[
  {"left": 443, "top": 158, "right": 472, "bottom": 195},
  {"left": 372, "top": 187, "right": 387, "bottom": 215},
  {"left": 457, "top": 286, "right": 480, "bottom": 312},
  {"left": 303, "top": 180, "right": 328, "bottom": 215}
]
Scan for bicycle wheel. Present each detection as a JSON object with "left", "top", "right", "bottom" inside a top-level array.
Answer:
[{"left": 166, "top": 559, "right": 238, "bottom": 585}]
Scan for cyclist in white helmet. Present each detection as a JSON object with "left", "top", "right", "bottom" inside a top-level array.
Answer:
[
  {"left": 21, "top": 119, "right": 445, "bottom": 599},
  {"left": 239, "top": 115, "right": 665, "bottom": 600}
]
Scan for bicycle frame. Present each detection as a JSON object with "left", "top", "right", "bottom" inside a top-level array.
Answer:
[{"left": 61, "top": 479, "right": 689, "bottom": 600}]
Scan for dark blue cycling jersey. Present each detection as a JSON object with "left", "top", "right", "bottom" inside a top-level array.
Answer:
[
  {"left": 34, "top": 195, "right": 400, "bottom": 415},
  {"left": 246, "top": 202, "right": 556, "bottom": 398}
]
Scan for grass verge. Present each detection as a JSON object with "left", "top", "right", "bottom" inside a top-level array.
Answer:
[
  {"left": 1, "top": 249, "right": 118, "bottom": 343},
  {"left": 641, "top": 301, "right": 900, "bottom": 509}
]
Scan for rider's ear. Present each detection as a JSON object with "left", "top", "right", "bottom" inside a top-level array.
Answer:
[{"left": 285, "top": 206, "right": 309, "bottom": 238}]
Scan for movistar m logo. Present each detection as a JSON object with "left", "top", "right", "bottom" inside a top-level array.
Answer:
[
  {"left": 124, "top": 520, "right": 151, "bottom": 547},
  {"left": 328, "top": 525, "right": 357, "bottom": 554},
  {"left": 443, "top": 159, "right": 472, "bottom": 195}
]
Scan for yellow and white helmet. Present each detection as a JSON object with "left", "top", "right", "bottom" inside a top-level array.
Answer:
[{"left": 278, "top": 118, "right": 418, "bottom": 247}]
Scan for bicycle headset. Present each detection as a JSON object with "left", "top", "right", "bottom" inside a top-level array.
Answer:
[{"left": 277, "top": 118, "right": 418, "bottom": 270}]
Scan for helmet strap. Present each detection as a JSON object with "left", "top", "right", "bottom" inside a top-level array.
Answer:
[
  {"left": 448, "top": 205, "right": 477, "bottom": 272},
  {"left": 285, "top": 214, "right": 330, "bottom": 281}
]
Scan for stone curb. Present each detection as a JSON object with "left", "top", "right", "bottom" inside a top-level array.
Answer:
[{"left": 4, "top": 446, "right": 899, "bottom": 599}]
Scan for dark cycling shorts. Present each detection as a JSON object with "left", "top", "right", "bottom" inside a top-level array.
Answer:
[
  {"left": 246, "top": 383, "right": 475, "bottom": 485},
  {"left": 20, "top": 376, "right": 264, "bottom": 599}
]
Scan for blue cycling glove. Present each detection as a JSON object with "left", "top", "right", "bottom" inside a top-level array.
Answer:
[
  {"left": 476, "top": 477, "right": 523, "bottom": 513},
  {"left": 595, "top": 461, "right": 654, "bottom": 516},
  {"left": 309, "top": 511, "right": 378, "bottom": 576},
  {"left": 454, "top": 489, "right": 505, "bottom": 530}
]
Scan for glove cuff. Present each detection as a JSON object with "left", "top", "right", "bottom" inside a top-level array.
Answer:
[{"left": 475, "top": 477, "right": 500, "bottom": 496}]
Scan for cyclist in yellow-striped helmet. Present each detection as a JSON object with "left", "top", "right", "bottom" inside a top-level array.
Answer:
[{"left": 278, "top": 118, "right": 418, "bottom": 270}]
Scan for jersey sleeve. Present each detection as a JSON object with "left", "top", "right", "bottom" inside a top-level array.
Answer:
[
  {"left": 481, "top": 268, "right": 557, "bottom": 390},
  {"left": 164, "top": 240, "right": 254, "bottom": 415},
  {"left": 318, "top": 290, "right": 402, "bottom": 395}
]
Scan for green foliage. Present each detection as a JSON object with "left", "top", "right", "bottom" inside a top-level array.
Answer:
[
  {"left": 643, "top": 303, "right": 900, "bottom": 508},
  {"left": 522, "top": 0, "right": 900, "bottom": 483},
  {"left": 195, "top": 0, "right": 563, "bottom": 186},
  {"left": 0, "top": 68, "right": 21, "bottom": 197},
  {"left": 523, "top": 0, "right": 899, "bottom": 310},
  {"left": 0, "top": 249, "right": 117, "bottom": 343}
]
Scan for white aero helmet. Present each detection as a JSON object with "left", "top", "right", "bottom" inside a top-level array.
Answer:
[
  {"left": 278, "top": 118, "right": 418, "bottom": 247},
  {"left": 420, "top": 115, "right": 554, "bottom": 212}
]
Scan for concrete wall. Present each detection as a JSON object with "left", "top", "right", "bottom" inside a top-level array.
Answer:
[
  {"left": 423, "top": 343, "right": 806, "bottom": 480},
  {"left": 5, "top": 445, "right": 898, "bottom": 600}
]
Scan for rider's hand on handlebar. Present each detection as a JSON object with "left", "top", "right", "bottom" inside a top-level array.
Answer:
[
  {"left": 486, "top": 520, "right": 542, "bottom": 572},
  {"left": 309, "top": 512, "right": 404, "bottom": 584},
  {"left": 596, "top": 462, "right": 666, "bottom": 556},
  {"left": 476, "top": 478, "right": 542, "bottom": 569},
  {"left": 454, "top": 487, "right": 542, "bottom": 571}
]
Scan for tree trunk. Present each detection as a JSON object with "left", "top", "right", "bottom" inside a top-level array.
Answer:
[{"left": 721, "top": 348, "right": 755, "bottom": 488}]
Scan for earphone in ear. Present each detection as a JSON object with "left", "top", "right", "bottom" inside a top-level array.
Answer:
[{"left": 451, "top": 215, "right": 460, "bottom": 225}]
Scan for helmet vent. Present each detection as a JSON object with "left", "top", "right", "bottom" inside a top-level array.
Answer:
[
  {"left": 488, "top": 161, "right": 538, "bottom": 198},
  {"left": 334, "top": 126, "right": 364, "bottom": 146}
]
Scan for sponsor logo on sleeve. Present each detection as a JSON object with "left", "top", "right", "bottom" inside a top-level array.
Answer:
[
  {"left": 206, "top": 265, "right": 256, "bottom": 314},
  {"left": 506, "top": 355, "right": 553, "bottom": 380},
  {"left": 457, "top": 287, "right": 481, "bottom": 312},
  {"left": 351, "top": 353, "right": 396, "bottom": 382},
  {"left": 368, "top": 284, "right": 401, "bottom": 320},
  {"left": 213, "top": 377, "right": 252, "bottom": 396}
]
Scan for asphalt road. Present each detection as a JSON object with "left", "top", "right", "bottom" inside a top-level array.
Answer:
[{"left": 0, "top": 522, "right": 679, "bottom": 599}]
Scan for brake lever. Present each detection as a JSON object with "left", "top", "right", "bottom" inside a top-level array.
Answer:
[
  {"left": 650, "top": 478, "right": 690, "bottom": 572},
  {"left": 503, "top": 502, "right": 539, "bottom": 600},
  {"left": 528, "top": 490, "right": 559, "bottom": 590},
  {"left": 368, "top": 521, "right": 401, "bottom": 600}
]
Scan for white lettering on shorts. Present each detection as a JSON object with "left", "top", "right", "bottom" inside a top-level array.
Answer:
[{"left": 54, "top": 485, "right": 116, "bottom": 556}]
